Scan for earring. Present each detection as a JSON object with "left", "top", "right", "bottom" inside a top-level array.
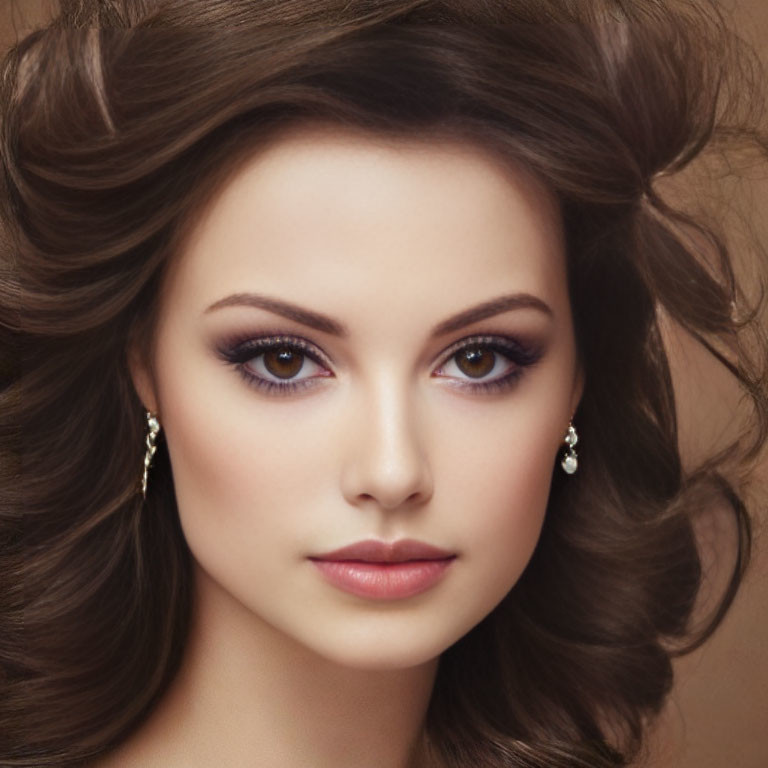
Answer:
[
  {"left": 561, "top": 421, "right": 578, "bottom": 475},
  {"left": 141, "top": 410, "right": 161, "bottom": 499}
]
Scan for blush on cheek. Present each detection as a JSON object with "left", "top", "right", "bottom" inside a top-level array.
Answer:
[
  {"left": 165, "top": 426, "right": 269, "bottom": 590},
  {"left": 491, "top": 425, "right": 558, "bottom": 504},
  {"left": 479, "top": 438, "right": 556, "bottom": 567},
  {"left": 163, "top": 419, "right": 231, "bottom": 506}
]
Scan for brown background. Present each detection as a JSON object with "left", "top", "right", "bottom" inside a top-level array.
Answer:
[{"left": 1, "top": 1, "right": 766, "bottom": 766}]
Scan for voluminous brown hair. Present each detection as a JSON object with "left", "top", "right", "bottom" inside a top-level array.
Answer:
[{"left": 1, "top": 1, "right": 766, "bottom": 766}]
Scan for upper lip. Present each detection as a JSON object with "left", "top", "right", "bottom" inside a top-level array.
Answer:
[{"left": 309, "top": 539, "right": 456, "bottom": 563}]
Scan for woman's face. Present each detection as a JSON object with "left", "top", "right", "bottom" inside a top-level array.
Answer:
[{"left": 130, "top": 125, "right": 582, "bottom": 670}]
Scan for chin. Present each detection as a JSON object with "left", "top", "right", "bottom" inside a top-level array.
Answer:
[
  {"left": 298, "top": 622, "right": 465, "bottom": 671},
  {"left": 314, "top": 645, "right": 444, "bottom": 672}
]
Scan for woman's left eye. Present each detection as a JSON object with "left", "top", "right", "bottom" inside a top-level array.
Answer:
[{"left": 433, "top": 336, "right": 542, "bottom": 393}]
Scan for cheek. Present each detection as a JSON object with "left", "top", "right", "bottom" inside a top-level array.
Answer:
[
  {"left": 439, "top": 409, "right": 561, "bottom": 614},
  {"left": 481, "top": 433, "right": 555, "bottom": 570},
  {"left": 154, "top": 358, "right": 331, "bottom": 573}
]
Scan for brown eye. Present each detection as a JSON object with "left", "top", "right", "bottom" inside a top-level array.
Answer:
[
  {"left": 433, "top": 335, "right": 541, "bottom": 394},
  {"left": 455, "top": 346, "right": 496, "bottom": 378},
  {"left": 263, "top": 346, "right": 305, "bottom": 379}
]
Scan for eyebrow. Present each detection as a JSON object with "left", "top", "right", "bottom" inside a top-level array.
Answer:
[{"left": 204, "top": 292, "right": 553, "bottom": 337}]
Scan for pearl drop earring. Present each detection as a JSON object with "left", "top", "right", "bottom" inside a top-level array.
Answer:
[
  {"left": 141, "top": 410, "right": 161, "bottom": 499},
  {"left": 561, "top": 421, "right": 578, "bottom": 475}
]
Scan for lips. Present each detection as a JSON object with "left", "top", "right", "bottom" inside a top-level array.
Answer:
[
  {"left": 311, "top": 538, "right": 455, "bottom": 563},
  {"left": 308, "top": 539, "right": 456, "bottom": 600}
]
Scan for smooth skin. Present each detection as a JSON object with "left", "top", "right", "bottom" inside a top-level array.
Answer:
[{"left": 119, "top": 125, "right": 583, "bottom": 768}]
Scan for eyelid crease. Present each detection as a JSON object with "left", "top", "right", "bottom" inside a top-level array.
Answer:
[
  {"left": 435, "top": 333, "right": 542, "bottom": 367},
  {"left": 217, "top": 332, "right": 333, "bottom": 368},
  {"left": 218, "top": 331, "right": 541, "bottom": 367}
]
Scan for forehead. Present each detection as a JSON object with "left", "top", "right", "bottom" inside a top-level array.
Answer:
[{"left": 162, "top": 125, "right": 567, "bottom": 323}]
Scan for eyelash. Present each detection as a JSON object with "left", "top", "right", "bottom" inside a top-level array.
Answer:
[{"left": 216, "top": 333, "right": 542, "bottom": 397}]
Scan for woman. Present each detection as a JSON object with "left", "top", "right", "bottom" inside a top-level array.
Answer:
[{"left": 1, "top": 1, "right": 766, "bottom": 766}]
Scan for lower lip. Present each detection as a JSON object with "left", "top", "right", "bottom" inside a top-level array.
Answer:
[{"left": 309, "top": 558, "right": 455, "bottom": 600}]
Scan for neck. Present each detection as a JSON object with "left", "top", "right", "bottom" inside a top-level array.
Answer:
[{"left": 111, "top": 565, "right": 439, "bottom": 768}]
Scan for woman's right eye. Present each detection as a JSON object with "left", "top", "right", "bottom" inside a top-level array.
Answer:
[
  {"left": 217, "top": 336, "right": 333, "bottom": 395},
  {"left": 246, "top": 344, "right": 325, "bottom": 381}
]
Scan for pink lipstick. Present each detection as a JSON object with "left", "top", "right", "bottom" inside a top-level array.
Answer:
[{"left": 308, "top": 539, "right": 456, "bottom": 600}]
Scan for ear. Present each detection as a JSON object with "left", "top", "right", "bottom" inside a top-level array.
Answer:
[
  {"left": 127, "top": 342, "right": 159, "bottom": 415},
  {"left": 570, "top": 363, "right": 585, "bottom": 419}
]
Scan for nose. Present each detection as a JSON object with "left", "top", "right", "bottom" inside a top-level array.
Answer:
[{"left": 339, "top": 378, "right": 433, "bottom": 511}]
